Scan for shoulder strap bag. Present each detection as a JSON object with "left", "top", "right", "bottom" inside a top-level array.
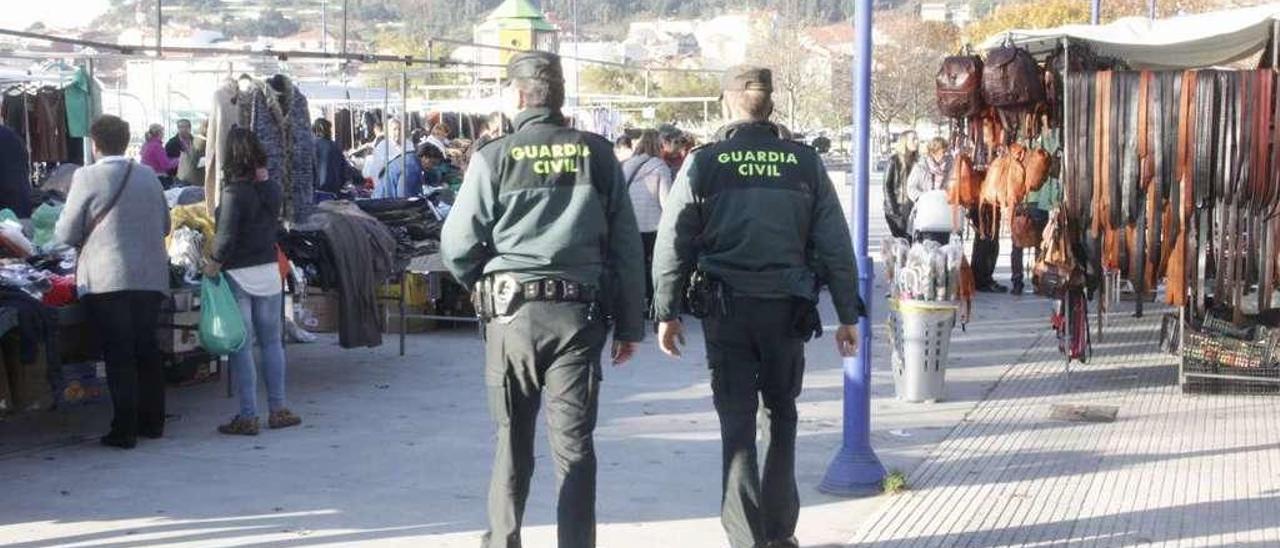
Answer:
[{"left": 82, "top": 161, "right": 135, "bottom": 247}]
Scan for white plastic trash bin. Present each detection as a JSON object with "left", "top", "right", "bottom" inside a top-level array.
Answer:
[{"left": 889, "top": 299, "right": 957, "bottom": 403}]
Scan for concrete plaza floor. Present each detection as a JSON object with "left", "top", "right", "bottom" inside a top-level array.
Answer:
[{"left": 3, "top": 175, "right": 1274, "bottom": 547}]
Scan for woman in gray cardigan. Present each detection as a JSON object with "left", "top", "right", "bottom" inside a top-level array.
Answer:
[{"left": 55, "top": 115, "right": 171, "bottom": 450}]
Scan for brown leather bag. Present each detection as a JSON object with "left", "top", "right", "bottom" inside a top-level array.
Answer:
[
  {"left": 1011, "top": 206, "right": 1043, "bottom": 248},
  {"left": 981, "top": 111, "right": 1003, "bottom": 150},
  {"left": 1034, "top": 208, "right": 1083, "bottom": 295},
  {"left": 981, "top": 153, "right": 1008, "bottom": 208},
  {"left": 983, "top": 45, "right": 1046, "bottom": 109},
  {"left": 948, "top": 152, "right": 980, "bottom": 208},
  {"left": 1002, "top": 144, "right": 1028, "bottom": 208},
  {"left": 1024, "top": 147, "right": 1051, "bottom": 192},
  {"left": 936, "top": 54, "right": 985, "bottom": 118}
]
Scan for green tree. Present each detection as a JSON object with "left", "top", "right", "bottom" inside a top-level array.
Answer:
[
  {"left": 579, "top": 66, "right": 646, "bottom": 96},
  {"left": 364, "top": 30, "right": 466, "bottom": 99},
  {"left": 653, "top": 71, "right": 720, "bottom": 124},
  {"left": 965, "top": 0, "right": 1219, "bottom": 46}
]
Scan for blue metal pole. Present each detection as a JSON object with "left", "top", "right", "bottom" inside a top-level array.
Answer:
[
  {"left": 1091, "top": 0, "right": 1101, "bottom": 24},
  {"left": 820, "top": 0, "right": 885, "bottom": 497}
]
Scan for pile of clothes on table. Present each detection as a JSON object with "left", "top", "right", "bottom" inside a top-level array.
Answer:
[
  {"left": 354, "top": 197, "right": 445, "bottom": 261},
  {"left": 282, "top": 201, "right": 398, "bottom": 349}
]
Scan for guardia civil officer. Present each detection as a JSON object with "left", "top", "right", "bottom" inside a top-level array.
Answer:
[
  {"left": 652, "top": 66, "right": 864, "bottom": 548},
  {"left": 440, "top": 51, "right": 645, "bottom": 548}
]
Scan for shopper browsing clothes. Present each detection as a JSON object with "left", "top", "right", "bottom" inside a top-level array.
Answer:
[
  {"left": 204, "top": 127, "right": 301, "bottom": 436},
  {"left": 165, "top": 118, "right": 195, "bottom": 182},
  {"left": 140, "top": 123, "right": 178, "bottom": 185},
  {"left": 55, "top": 115, "right": 170, "bottom": 450},
  {"left": 358, "top": 117, "right": 403, "bottom": 183},
  {"left": 621, "top": 129, "right": 673, "bottom": 314},
  {"left": 374, "top": 142, "right": 456, "bottom": 199},
  {"left": 313, "top": 118, "right": 360, "bottom": 194},
  {"left": 441, "top": 51, "right": 645, "bottom": 548}
]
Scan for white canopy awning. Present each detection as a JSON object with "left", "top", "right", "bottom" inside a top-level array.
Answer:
[{"left": 979, "top": 4, "right": 1280, "bottom": 70}]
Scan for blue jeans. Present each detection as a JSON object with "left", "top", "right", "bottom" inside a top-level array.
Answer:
[{"left": 227, "top": 279, "right": 287, "bottom": 419}]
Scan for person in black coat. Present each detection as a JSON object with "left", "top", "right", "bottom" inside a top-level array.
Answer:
[
  {"left": 312, "top": 118, "right": 360, "bottom": 194},
  {"left": 0, "top": 124, "right": 32, "bottom": 218},
  {"left": 883, "top": 130, "right": 918, "bottom": 240}
]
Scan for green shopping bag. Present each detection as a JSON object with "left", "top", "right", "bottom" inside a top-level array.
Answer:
[{"left": 199, "top": 275, "right": 247, "bottom": 355}]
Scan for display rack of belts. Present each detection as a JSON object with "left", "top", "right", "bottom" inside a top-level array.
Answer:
[{"left": 1060, "top": 68, "right": 1280, "bottom": 393}]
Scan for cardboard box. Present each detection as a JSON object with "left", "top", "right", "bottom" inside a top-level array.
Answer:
[
  {"left": 164, "top": 352, "right": 221, "bottom": 387},
  {"left": 158, "top": 311, "right": 203, "bottom": 355},
  {"left": 53, "top": 361, "right": 108, "bottom": 407},
  {"left": 0, "top": 339, "right": 53, "bottom": 412},
  {"left": 299, "top": 290, "right": 338, "bottom": 333},
  {"left": 377, "top": 274, "right": 431, "bottom": 308}
]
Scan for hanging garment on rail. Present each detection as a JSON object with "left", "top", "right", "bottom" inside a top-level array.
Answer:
[{"left": 244, "top": 75, "right": 317, "bottom": 225}]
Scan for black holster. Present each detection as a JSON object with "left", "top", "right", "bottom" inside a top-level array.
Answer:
[
  {"left": 685, "top": 271, "right": 731, "bottom": 319},
  {"left": 791, "top": 298, "right": 823, "bottom": 341}
]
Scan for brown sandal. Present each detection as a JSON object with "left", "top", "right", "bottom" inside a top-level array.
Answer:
[
  {"left": 217, "top": 416, "right": 260, "bottom": 436},
  {"left": 268, "top": 409, "right": 302, "bottom": 430}
]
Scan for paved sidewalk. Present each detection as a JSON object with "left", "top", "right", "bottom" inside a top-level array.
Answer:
[
  {"left": 0, "top": 175, "right": 1052, "bottom": 547},
  {"left": 7, "top": 171, "right": 1267, "bottom": 547},
  {"left": 851, "top": 306, "right": 1280, "bottom": 547}
]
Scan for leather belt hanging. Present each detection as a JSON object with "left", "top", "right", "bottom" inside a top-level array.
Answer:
[
  {"left": 1092, "top": 71, "right": 1110, "bottom": 239},
  {"left": 1167, "top": 70, "right": 1196, "bottom": 307}
]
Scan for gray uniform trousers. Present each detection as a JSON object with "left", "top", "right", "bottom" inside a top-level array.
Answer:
[
  {"left": 482, "top": 301, "right": 608, "bottom": 548},
  {"left": 703, "top": 297, "right": 806, "bottom": 548}
]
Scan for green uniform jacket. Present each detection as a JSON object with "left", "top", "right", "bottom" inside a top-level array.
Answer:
[
  {"left": 652, "top": 121, "right": 865, "bottom": 325},
  {"left": 441, "top": 108, "right": 646, "bottom": 342}
]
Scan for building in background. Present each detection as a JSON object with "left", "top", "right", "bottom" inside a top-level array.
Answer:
[
  {"left": 473, "top": 0, "right": 560, "bottom": 77},
  {"left": 920, "top": 2, "right": 976, "bottom": 27}
]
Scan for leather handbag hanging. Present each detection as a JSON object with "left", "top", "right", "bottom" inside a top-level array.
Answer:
[
  {"left": 1011, "top": 205, "right": 1043, "bottom": 248},
  {"left": 936, "top": 52, "right": 986, "bottom": 118},
  {"left": 982, "top": 43, "right": 1046, "bottom": 109},
  {"left": 948, "top": 151, "right": 980, "bottom": 208},
  {"left": 981, "top": 150, "right": 1008, "bottom": 209},
  {"left": 1035, "top": 208, "right": 1083, "bottom": 295},
  {"left": 1024, "top": 146, "right": 1051, "bottom": 192},
  {"left": 1002, "top": 143, "right": 1029, "bottom": 209}
]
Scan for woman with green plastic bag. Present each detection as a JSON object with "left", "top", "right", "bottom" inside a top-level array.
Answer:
[{"left": 204, "top": 128, "right": 301, "bottom": 436}]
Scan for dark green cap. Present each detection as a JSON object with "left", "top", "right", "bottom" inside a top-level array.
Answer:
[
  {"left": 507, "top": 51, "right": 564, "bottom": 83},
  {"left": 721, "top": 65, "right": 773, "bottom": 93}
]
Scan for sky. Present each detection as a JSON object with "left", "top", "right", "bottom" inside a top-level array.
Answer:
[{"left": 8, "top": 0, "right": 112, "bottom": 29}]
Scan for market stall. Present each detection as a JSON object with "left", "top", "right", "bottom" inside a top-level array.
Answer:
[{"left": 937, "top": 5, "right": 1280, "bottom": 392}]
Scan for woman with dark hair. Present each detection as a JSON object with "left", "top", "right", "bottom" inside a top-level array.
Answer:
[
  {"left": 621, "top": 129, "right": 673, "bottom": 313},
  {"left": 312, "top": 118, "right": 360, "bottom": 194},
  {"left": 204, "top": 127, "right": 300, "bottom": 436}
]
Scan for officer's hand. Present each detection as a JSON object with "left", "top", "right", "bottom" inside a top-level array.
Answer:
[
  {"left": 835, "top": 324, "right": 859, "bottom": 357},
  {"left": 658, "top": 320, "right": 685, "bottom": 357},
  {"left": 612, "top": 341, "right": 638, "bottom": 366}
]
